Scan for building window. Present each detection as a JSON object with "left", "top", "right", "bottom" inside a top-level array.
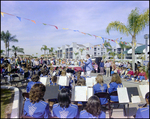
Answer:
[
  {"left": 94, "top": 48, "right": 96, "bottom": 51},
  {"left": 101, "top": 52, "right": 103, "bottom": 55},
  {"left": 98, "top": 48, "right": 99, "bottom": 50}
]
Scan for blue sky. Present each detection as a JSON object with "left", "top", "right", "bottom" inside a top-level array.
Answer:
[{"left": 1, "top": 1, "right": 149, "bottom": 57}]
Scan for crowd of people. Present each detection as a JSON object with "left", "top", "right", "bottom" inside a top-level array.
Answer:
[{"left": 0, "top": 55, "right": 149, "bottom": 118}]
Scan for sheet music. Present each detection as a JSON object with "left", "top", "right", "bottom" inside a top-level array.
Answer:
[
  {"left": 81, "top": 72, "right": 84, "bottom": 76},
  {"left": 75, "top": 86, "right": 87, "bottom": 101},
  {"left": 57, "top": 76, "right": 69, "bottom": 86},
  {"left": 66, "top": 73, "right": 71, "bottom": 77},
  {"left": 87, "top": 88, "right": 93, "bottom": 100},
  {"left": 86, "top": 78, "right": 94, "bottom": 87},
  {"left": 139, "top": 85, "right": 149, "bottom": 98},
  {"left": 117, "top": 87, "right": 129, "bottom": 103},
  {"left": 39, "top": 77, "right": 48, "bottom": 86},
  {"left": 131, "top": 96, "right": 141, "bottom": 103},
  {"left": 91, "top": 77, "right": 97, "bottom": 85}
]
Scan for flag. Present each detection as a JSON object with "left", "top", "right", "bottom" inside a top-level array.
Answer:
[
  {"left": 121, "top": 41, "right": 123, "bottom": 44},
  {"left": 116, "top": 38, "right": 119, "bottom": 41},
  {"left": 102, "top": 37, "right": 104, "bottom": 43},
  {"left": 54, "top": 26, "right": 58, "bottom": 29},
  {"left": 63, "top": 28, "right": 68, "bottom": 30},
  {"left": 43, "top": 23, "right": 47, "bottom": 25},
  {"left": 108, "top": 39, "right": 110, "bottom": 41},
  {"left": 31, "top": 20, "right": 36, "bottom": 24},
  {"left": 93, "top": 35, "right": 97, "bottom": 39},
  {"left": 1, "top": 12, "right": 4, "bottom": 17},
  {"left": 16, "top": 16, "right": 21, "bottom": 21},
  {"left": 87, "top": 33, "right": 92, "bottom": 36},
  {"left": 81, "top": 32, "right": 86, "bottom": 35},
  {"left": 115, "top": 40, "right": 118, "bottom": 44},
  {"left": 125, "top": 42, "right": 127, "bottom": 44},
  {"left": 98, "top": 36, "right": 102, "bottom": 39}
]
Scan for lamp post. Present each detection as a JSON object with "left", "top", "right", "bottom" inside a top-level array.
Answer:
[
  {"left": 144, "top": 34, "right": 149, "bottom": 61},
  {"left": 144, "top": 34, "right": 149, "bottom": 71}
]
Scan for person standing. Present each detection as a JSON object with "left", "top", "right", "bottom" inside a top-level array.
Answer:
[
  {"left": 104, "top": 60, "right": 111, "bottom": 77},
  {"left": 99, "top": 60, "right": 104, "bottom": 75},
  {"left": 83, "top": 54, "right": 93, "bottom": 77}
]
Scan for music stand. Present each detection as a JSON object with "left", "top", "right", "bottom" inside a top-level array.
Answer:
[{"left": 43, "top": 85, "right": 59, "bottom": 100}]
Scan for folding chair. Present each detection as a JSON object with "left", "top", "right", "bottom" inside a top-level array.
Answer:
[
  {"left": 109, "top": 91, "right": 128, "bottom": 117},
  {"left": 10, "top": 74, "right": 21, "bottom": 86},
  {"left": 94, "top": 92, "right": 111, "bottom": 118},
  {"left": 21, "top": 72, "right": 30, "bottom": 86}
]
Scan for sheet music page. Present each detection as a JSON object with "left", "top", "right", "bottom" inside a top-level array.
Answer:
[
  {"left": 57, "top": 76, "right": 69, "bottom": 86},
  {"left": 66, "top": 73, "right": 71, "bottom": 77},
  {"left": 87, "top": 88, "right": 93, "bottom": 100},
  {"left": 81, "top": 72, "right": 84, "bottom": 76},
  {"left": 75, "top": 86, "right": 87, "bottom": 101},
  {"left": 117, "top": 87, "right": 129, "bottom": 103},
  {"left": 39, "top": 77, "right": 48, "bottom": 86},
  {"left": 91, "top": 77, "right": 97, "bottom": 85},
  {"left": 86, "top": 78, "right": 94, "bottom": 87},
  {"left": 139, "top": 85, "right": 149, "bottom": 98},
  {"left": 131, "top": 96, "right": 141, "bottom": 103}
]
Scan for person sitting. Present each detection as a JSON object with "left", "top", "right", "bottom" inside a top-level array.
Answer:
[
  {"left": 34, "top": 67, "right": 40, "bottom": 76},
  {"left": 20, "top": 66, "right": 25, "bottom": 75},
  {"left": 23, "top": 83, "right": 51, "bottom": 118},
  {"left": 50, "top": 76, "right": 58, "bottom": 86},
  {"left": 52, "top": 88, "right": 78, "bottom": 118},
  {"left": 135, "top": 92, "right": 149, "bottom": 118},
  {"left": 28, "top": 67, "right": 33, "bottom": 80},
  {"left": 79, "top": 95, "right": 106, "bottom": 118},
  {"left": 120, "top": 67, "right": 126, "bottom": 78},
  {"left": 59, "top": 70, "right": 72, "bottom": 90},
  {"left": 108, "top": 73, "right": 123, "bottom": 102},
  {"left": 125, "top": 68, "right": 134, "bottom": 80},
  {"left": 133, "top": 69, "right": 140, "bottom": 80},
  {"left": 111, "top": 68, "right": 115, "bottom": 75},
  {"left": 93, "top": 74, "right": 108, "bottom": 105},
  {"left": 135, "top": 69, "right": 147, "bottom": 82},
  {"left": 26, "top": 75, "right": 42, "bottom": 93}
]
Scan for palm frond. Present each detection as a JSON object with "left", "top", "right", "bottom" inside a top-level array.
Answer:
[{"left": 106, "top": 21, "right": 131, "bottom": 36}]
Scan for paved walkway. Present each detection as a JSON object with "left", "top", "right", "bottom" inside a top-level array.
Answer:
[{"left": 1, "top": 73, "right": 149, "bottom": 118}]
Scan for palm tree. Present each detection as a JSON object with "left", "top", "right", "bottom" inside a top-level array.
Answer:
[
  {"left": 11, "top": 45, "right": 24, "bottom": 58},
  {"left": 109, "top": 51, "right": 117, "bottom": 59},
  {"left": 79, "top": 48, "right": 84, "bottom": 55},
  {"left": 1, "top": 50, "right": 5, "bottom": 55},
  {"left": 74, "top": 52, "right": 79, "bottom": 59},
  {"left": 1, "top": 30, "right": 18, "bottom": 57},
  {"left": 36, "top": 53, "right": 38, "bottom": 57},
  {"left": 41, "top": 45, "right": 48, "bottom": 58},
  {"left": 48, "top": 47, "right": 54, "bottom": 55},
  {"left": 106, "top": 7, "right": 149, "bottom": 71}
]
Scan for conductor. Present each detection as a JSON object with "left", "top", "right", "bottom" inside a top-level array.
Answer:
[{"left": 83, "top": 54, "right": 93, "bottom": 77}]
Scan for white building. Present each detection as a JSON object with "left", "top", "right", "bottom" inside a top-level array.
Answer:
[{"left": 57, "top": 42, "right": 107, "bottom": 59}]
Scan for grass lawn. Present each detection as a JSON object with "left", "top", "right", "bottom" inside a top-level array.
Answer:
[{"left": 1, "top": 89, "right": 14, "bottom": 118}]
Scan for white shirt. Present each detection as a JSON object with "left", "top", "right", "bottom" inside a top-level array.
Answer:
[{"left": 105, "top": 62, "right": 111, "bottom": 68}]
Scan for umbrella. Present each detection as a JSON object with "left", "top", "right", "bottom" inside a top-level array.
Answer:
[{"left": 127, "top": 45, "right": 149, "bottom": 54}]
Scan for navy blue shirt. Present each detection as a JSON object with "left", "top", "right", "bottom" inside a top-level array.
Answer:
[{"left": 100, "top": 62, "right": 104, "bottom": 67}]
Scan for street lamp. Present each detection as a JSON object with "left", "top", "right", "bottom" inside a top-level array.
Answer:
[{"left": 144, "top": 34, "right": 149, "bottom": 61}]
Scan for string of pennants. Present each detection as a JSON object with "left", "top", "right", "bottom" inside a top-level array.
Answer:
[{"left": 1, "top": 11, "right": 134, "bottom": 46}]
